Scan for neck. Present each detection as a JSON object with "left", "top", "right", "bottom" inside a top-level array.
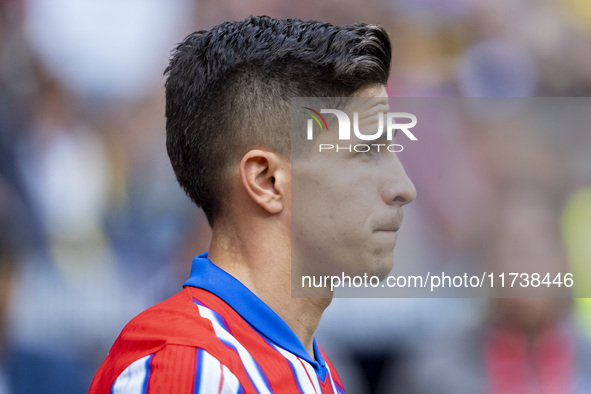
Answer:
[{"left": 208, "top": 221, "right": 331, "bottom": 358}]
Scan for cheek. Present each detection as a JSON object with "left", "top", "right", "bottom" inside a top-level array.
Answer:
[{"left": 292, "top": 163, "right": 378, "bottom": 233}]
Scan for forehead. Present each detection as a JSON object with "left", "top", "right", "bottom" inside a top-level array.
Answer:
[{"left": 290, "top": 84, "right": 391, "bottom": 156}]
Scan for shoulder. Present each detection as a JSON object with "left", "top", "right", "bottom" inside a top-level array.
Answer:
[
  {"left": 111, "top": 287, "right": 216, "bottom": 357},
  {"left": 90, "top": 288, "right": 244, "bottom": 393},
  {"left": 103, "top": 345, "right": 244, "bottom": 394}
]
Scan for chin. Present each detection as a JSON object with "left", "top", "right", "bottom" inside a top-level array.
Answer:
[
  {"left": 352, "top": 251, "right": 394, "bottom": 280},
  {"left": 372, "top": 258, "right": 395, "bottom": 280}
]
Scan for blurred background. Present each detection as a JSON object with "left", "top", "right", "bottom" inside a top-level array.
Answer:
[{"left": 0, "top": 0, "right": 590, "bottom": 392}]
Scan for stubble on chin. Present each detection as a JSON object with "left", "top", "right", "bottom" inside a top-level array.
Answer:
[{"left": 348, "top": 250, "right": 395, "bottom": 281}]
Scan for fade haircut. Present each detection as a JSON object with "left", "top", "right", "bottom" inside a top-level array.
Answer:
[{"left": 165, "top": 16, "right": 391, "bottom": 226}]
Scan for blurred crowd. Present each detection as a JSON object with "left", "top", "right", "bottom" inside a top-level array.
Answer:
[{"left": 0, "top": 0, "right": 590, "bottom": 393}]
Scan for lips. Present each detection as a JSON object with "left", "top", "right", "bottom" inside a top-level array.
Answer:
[
  {"left": 374, "top": 211, "right": 403, "bottom": 232},
  {"left": 375, "top": 228, "right": 400, "bottom": 232},
  {"left": 374, "top": 228, "right": 399, "bottom": 246}
]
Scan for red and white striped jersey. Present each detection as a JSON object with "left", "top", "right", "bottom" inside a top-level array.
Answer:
[{"left": 89, "top": 253, "right": 346, "bottom": 393}]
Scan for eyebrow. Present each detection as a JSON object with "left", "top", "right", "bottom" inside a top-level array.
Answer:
[{"left": 351, "top": 113, "right": 389, "bottom": 141}]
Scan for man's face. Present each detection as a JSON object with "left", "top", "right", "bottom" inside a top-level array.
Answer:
[{"left": 291, "top": 85, "right": 416, "bottom": 283}]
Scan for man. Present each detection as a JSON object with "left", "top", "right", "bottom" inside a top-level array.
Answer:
[{"left": 90, "top": 15, "right": 415, "bottom": 393}]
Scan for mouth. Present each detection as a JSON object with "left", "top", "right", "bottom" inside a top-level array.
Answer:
[
  {"left": 374, "top": 229, "right": 399, "bottom": 247},
  {"left": 374, "top": 226, "right": 400, "bottom": 232},
  {"left": 374, "top": 229, "right": 399, "bottom": 236},
  {"left": 373, "top": 211, "right": 403, "bottom": 246},
  {"left": 374, "top": 228, "right": 399, "bottom": 238},
  {"left": 374, "top": 212, "right": 403, "bottom": 233}
]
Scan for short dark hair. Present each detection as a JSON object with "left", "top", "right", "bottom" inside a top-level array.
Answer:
[{"left": 165, "top": 16, "right": 391, "bottom": 226}]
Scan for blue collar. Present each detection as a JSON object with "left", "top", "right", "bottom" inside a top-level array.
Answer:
[{"left": 183, "top": 252, "right": 328, "bottom": 376}]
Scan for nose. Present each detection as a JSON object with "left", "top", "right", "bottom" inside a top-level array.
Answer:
[{"left": 380, "top": 154, "right": 416, "bottom": 206}]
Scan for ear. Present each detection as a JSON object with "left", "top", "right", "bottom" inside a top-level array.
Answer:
[{"left": 240, "top": 149, "right": 289, "bottom": 214}]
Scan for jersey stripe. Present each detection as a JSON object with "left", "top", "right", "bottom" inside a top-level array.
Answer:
[
  {"left": 270, "top": 343, "right": 320, "bottom": 393},
  {"left": 220, "top": 364, "right": 243, "bottom": 393},
  {"left": 296, "top": 348, "right": 322, "bottom": 393},
  {"left": 148, "top": 345, "right": 196, "bottom": 393},
  {"left": 320, "top": 346, "right": 345, "bottom": 394},
  {"left": 299, "top": 358, "right": 324, "bottom": 394},
  {"left": 193, "top": 300, "right": 272, "bottom": 394},
  {"left": 111, "top": 354, "right": 153, "bottom": 394},
  {"left": 193, "top": 348, "right": 244, "bottom": 394},
  {"left": 193, "top": 349, "right": 243, "bottom": 394},
  {"left": 194, "top": 349, "right": 222, "bottom": 393},
  {"left": 193, "top": 348, "right": 203, "bottom": 392},
  {"left": 325, "top": 364, "right": 340, "bottom": 394},
  {"left": 196, "top": 296, "right": 308, "bottom": 392}
]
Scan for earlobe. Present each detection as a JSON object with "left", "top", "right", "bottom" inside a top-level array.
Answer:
[{"left": 240, "top": 150, "right": 285, "bottom": 214}]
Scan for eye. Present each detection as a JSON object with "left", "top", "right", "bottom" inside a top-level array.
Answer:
[
  {"left": 354, "top": 146, "right": 376, "bottom": 161},
  {"left": 355, "top": 149, "right": 373, "bottom": 157}
]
